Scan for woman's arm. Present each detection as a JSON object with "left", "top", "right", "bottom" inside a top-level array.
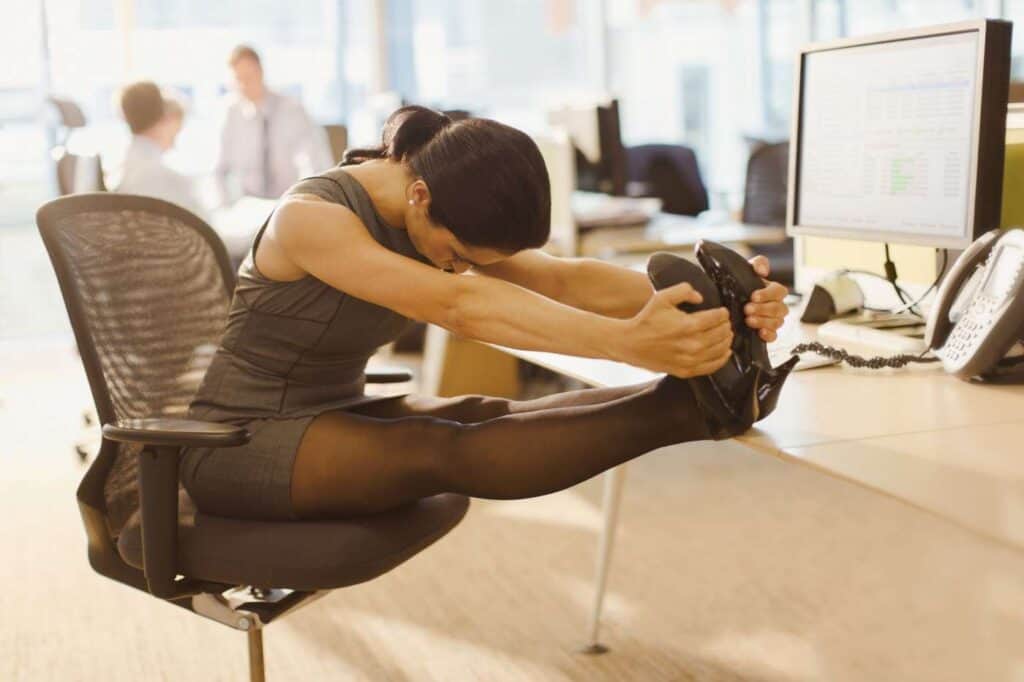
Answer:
[
  {"left": 265, "top": 197, "right": 734, "bottom": 378},
  {"left": 479, "top": 249, "right": 791, "bottom": 342},
  {"left": 476, "top": 250, "right": 651, "bottom": 318}
]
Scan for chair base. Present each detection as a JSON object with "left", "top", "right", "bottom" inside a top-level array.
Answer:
[
  {"left": 186, "top": 587, "right": 331, "bottom": 682},
  {"left": 248, "top": 629, "right": 265, "bottom": 682}
]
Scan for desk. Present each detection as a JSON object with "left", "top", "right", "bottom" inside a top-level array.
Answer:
[
  {"left": 489, "top": 321, "right": 1024, "bottom": 650},
  {"left": 578, "top": 214, "right": 787, "bottom": 259},
  {"left": 422, "top": 221, "right": 789, "bottom": 396}
]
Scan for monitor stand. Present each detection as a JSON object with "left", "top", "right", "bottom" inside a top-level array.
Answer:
[{"left": 816, "top": 311, "right": 929, "bottom": 355}]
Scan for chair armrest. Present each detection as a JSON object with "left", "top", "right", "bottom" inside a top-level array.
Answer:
[
  {"left": 103, "top": 418, "right": 250, "bottom": 448},
  {"left": 102, "top": 419, "right": 248, "bottom": 598},
  {"left": 365, "top": 366, "right": 414, "bottom": 384}
]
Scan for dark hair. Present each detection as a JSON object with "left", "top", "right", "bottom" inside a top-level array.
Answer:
[
  {"left": 344, "top": 105, "right": 551, "bottom": 253},
  {"left": 228, "top": 44, "right": 261, "bottom": 68},
  {"left": 119, "top": 81, "right": 165, "bottom": 134}
]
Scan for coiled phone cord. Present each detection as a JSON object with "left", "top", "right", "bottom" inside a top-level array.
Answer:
[
  {"left": 785, "top": 245, "right": 950, "bottom": 370},
  {"left": 788, "top": 342, "right": 940, "bottom": 369}
]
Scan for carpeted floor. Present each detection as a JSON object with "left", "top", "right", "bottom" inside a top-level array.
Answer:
[{"left": 3, "top": 338, "right": 1024, "bottom": 681}]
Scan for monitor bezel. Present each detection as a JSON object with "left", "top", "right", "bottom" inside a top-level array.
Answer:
[{"left": 786, "top": 19, "right": 1011, "bottom": 250}]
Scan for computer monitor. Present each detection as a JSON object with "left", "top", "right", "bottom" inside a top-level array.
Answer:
[
  {"left": 787, "top": 19, "right": 1012, "bottom": 250},
  {"left": 548, "top": 99, "right": 628, "bottom": 196}
]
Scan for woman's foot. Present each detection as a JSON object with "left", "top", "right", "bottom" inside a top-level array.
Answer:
[{"left": 653, "top": 374, "right": 754, "bottom": 441}]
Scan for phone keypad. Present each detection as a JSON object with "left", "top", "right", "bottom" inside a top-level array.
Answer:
[
  {"left": 938, "top": 230, "right": 1024, "bottom": 371},
  {"left": 941, "top": 293, "right": 999, "bottom": 365}
]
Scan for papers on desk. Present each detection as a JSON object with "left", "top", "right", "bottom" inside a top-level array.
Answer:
[
  {"left": 578, "top": 213, "right": 788, "bottom": 259},
  {"left": 572, "top": 192, "right": 661, "bottom": 229}
]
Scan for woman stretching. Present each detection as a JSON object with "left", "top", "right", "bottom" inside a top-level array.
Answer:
[{"left": 182, "top": 106, "right": 789, "bottom": 521}]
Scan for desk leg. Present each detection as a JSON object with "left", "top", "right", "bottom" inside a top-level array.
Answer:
[
  {"left": 583, "top": 463, "right": 627, "bottom": 654},
  {"left": 421, "top": 325, "right": 519, "bottom": 398}
]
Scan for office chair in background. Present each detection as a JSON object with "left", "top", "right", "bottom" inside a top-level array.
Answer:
[
  {"left": 625, "top": 144, "right": 710, "bottom": 217},
  {"left": 37, "top": 193, "right": 470, "bottom": 682},
  {"left": 48, "top": 96, "right": 106, "bottom": 196},
  {"left": 323, "top": 124, "right": 348, "bottom": 165},
  {"left": 741, "top": 141, "right": 794, "bottom": 288},
  {"left": 47, "top": 96, "right": 87, "bottom": 145},
  {"left": 54, "top": 151, "right": 106, "bottom": 196}
]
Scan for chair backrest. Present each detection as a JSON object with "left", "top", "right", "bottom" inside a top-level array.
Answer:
[
  {"left": 54, "top": 149, "right": 106, "bottom": 196},
  {"left": 324, "top": 124, "right": 348, "bottom": 165},
  {"left": 48, "top": 97, "right": 87, "bottom": 148},
  {"left": 48, "top": 96, "right": 87, "bottom": 128},
  {"left": 625, "top": 144, "right": 709, "bottom": 217},
  {"left": 741, "top": 141, "right": 789, "bottom": 226},
  {"left": 36, "top": 194, "right": 236, "bottom": 553}
]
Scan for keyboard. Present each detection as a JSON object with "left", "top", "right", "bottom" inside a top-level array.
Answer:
[{"left": 816, "top": 319, "right": 929, "bottom": 355}]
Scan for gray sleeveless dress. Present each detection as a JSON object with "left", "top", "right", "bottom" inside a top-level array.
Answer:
[{"left": 181, "top": 167, "right": 431, "bottom": 520}]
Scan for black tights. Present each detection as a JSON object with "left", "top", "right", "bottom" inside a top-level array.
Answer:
[{"left": 290, "top": 376, "right": 709, "bottom": 519}]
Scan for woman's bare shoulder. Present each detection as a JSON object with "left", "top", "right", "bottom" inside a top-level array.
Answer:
[{"left": 257, "top": 194, "right": 369, "bottom": 281}]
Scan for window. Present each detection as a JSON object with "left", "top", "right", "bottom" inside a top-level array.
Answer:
[
  {"left": 1003, "top": 0, "right": 1024, "bottom": 79},
  {"left": 812, "top": 0, "right": 988, "bottom": 41},
  {"left": 604, "top": 0, "right": 763, "bottom": 207},
  {"left": 41, "top": 0, "right": 361, "bottom": 173},
  {"left": 841, "top": 0, "right": 984, "bottom": 36},
  {"left": 761, "top": 0, "right": 800, "bottom": 136},
  {"left": 385, "top": 0, "right": 598, "bottom": 133}
]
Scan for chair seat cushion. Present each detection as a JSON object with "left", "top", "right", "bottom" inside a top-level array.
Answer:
[{"left": 117, "top": 493, "right": 469, "bottom": 590}]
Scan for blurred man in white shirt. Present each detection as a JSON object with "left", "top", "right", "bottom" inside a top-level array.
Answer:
[
  {"left": 114, "top": 82, "right": 207, "bottom": 220},
  {"left": 215, "top": 45, "right": 334, "bottom": 204}
]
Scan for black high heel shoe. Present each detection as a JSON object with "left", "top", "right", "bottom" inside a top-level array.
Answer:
[{"left": 647, "top": 244, "right": 796, "bottom": 439}]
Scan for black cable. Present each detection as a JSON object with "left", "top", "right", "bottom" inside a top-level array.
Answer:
[
  {"left": 789, "top": 341, "right": 940, "bottom": 369},
  {"left": 840, "top": 247, "right": 949, "bottom": 317},
  {"left": 890, "top": 248, "right": 948, "bottom": 316},
  {"left": 883, "top": 243, "right": 911, "bottom": 307}
]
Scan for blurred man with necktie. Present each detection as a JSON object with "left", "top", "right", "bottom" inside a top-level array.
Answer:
[{"left": 214, "top": 45, "right": 333, "bottom": 204}]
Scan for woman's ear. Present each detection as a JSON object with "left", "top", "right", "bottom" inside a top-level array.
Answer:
[{"left": 407, "top": 179, "right": 432, "bottom": 208}]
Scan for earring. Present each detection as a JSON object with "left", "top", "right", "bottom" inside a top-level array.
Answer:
[{"left": 408, "top": 199, "right": 415, "bottom": 206}]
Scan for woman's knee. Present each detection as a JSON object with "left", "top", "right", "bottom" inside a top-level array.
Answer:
[
  {"left": 411, "top": 393, "right": 512, "bottom": 422},
  {"left": 343, "top": 415, "right": 465, "bottom": 491}
]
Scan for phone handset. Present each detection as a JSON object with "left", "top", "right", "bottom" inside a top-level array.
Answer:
[
  {"left": 926, "top": 228, "right": 1024, "bottom": 382},
  {"left": 923, "top": 229, "right": 1000, "bottom": 350}
]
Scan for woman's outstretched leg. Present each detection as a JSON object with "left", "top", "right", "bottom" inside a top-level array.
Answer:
[
  {"left": 348, "top": 381, "right": 655, "bottom": 423},
  {"left": 291, "top": 376, "right": 708, "bottom": 519}
]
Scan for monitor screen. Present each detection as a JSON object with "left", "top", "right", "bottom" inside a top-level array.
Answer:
[{"left": 793, "top": 28, "right": 994, "bottom": 247}]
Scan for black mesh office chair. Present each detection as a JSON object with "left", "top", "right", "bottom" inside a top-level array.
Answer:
[
  {"left": 625, "top": 144, "right": 710, "bottom": 217},
  {"left": 53, "top": 145, "right": 109, "bottom": 461},
  {"left": 741, "top": 141, "right": 794, "bottom": 288},
  {"left": 36, "top": 193, "right": 469, "bottom": 681}
]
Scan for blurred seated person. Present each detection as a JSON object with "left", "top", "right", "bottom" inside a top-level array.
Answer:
[
  {"left": 113, "top": 81, "right": 207, "bottom": 220},
  {"left": 214, "top": 44, "right": 333, "bottom": 204}
]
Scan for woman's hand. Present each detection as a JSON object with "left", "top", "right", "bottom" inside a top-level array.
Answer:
[
  {"left": 619, "top": 282, "right": 734, "bottom": 378},
  {"left": 745, "top": 256, "right": 789, "bottom": 343}
]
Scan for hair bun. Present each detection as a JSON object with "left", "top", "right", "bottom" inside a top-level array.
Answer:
[{"left": 382, "top": 106, "right": 452, "bottom": 161}]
